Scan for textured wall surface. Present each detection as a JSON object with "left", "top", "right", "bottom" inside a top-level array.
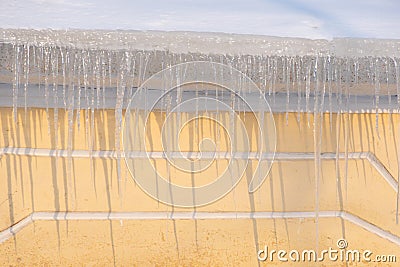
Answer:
[{"left": 0, "top": 109, "right": 399, "bottom": 265}]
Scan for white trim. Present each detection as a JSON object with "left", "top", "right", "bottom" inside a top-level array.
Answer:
[
  {"left": 0, "top": 215, "right": 33, "bottom": 244},
  {"left": 0, "top": 148, "right": 397, "bottom": 192},
  {"left": 1, "top": 148, "right": 398, "bottom": 246},
  {"left": 1, "top": 211, "right": 399, "bottom": 246}
]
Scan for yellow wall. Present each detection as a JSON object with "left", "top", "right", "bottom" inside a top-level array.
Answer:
[{"left": 0, "top": 108, "right": 399, "bottom": 266}]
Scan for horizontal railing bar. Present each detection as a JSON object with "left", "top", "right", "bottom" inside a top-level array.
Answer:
[{"left": 0, "top": 147, "right": 397, "bottom": 191}]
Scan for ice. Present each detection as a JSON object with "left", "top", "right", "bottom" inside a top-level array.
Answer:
[
  {"left": 95, "top": 53, "right": 101, "bottom": 109},
  {"left": 66, "top": 49, "right": 76, "bottom": 208},
  {"left": 305, "top": 59, "right": 312, "bottom": 127},
  {"left": 394, "top": 58, "right": 400, "bottom": 224},
  {"left": 75, "top": 51, "right": 81, "bottom": 131},
  {"left": 335, "top": 110, "right": 342, "bottom": 207},
  {"left": 115, "top": 52, "right": 126, "bottom": 196},
  {"left": 327, "top": 56, "right": 333, "bottom": 131},
  {"left": 374, "top": 58, "right": 381, "bottom": 137},
  {"left": 51, "top": 46, "right": 59, "bottom": 155},
  {"left": 101, "top": 51, "right": 107, "bottom": 109},
  {"left": 90, "top": 51, "right": 96, "bottom": 192},
  {"left": 3, "top": 29, "right": 400, "bottom": 226},
  {"left": 285, "top": 57, "right": 290, "bottom": 125},
  {"left": 385, "top": 58, "right": 391, "bottom": 110},
  {"left": 82, "top": 50, "right": 90, "bottom": 157},
  {"left": 295, "top": 57, "right": 301, "bottom": 123},
  {"left": 44, "top": 46, "right": 50, "bottom": 135},
  {"left": 60, "top": 48, "right": 67, "bottom": 110},
  {"left": 12, "top": 44, "right": 20, "bottom": 123},
  {"left": 23, "top": 44, "right": 29, "bottom": 119},
  {"left": 344, "top": 59, "right": 350, "bottom": 198},
  {"left": 313, "top": 56, "right": 321, "bottom": 248}
]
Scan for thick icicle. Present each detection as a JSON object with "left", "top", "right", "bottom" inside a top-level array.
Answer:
[
  {"left": 285, "top": 57, "right": 290, "bottom": 125},
  {"left": 272, "top": 57, "right": 277, "bottom": 104},
  {"left": 115, "top": 51, "right": 130, "bottom": 198},
  {"left": 82, "top": 50, "right": 90, "bottom": 156},
  {"left": 89, "top": 51, "right": 97, "bottom": 195},
  {"left": 344, "top": 58, "right": 350, "bottom": 199},
  {"left": 95, "top": 53, "right": 101, "bottom": 110},
  {"left": 374, "top": 58, "right": 381, "bottom": 137},
  {"left": 59, "top": 48, "right": 67, "bottom": 110},
  {"left": 44, "top": 46, "right": 51, "bottom": 135},
  {"left": 305, "top": 59, "right": 312, "bottom": 127},
  {"left": 75, "top": 50, "right": 82, "bottom": 131},
  {"left": 394, "top": 58, "right": 400, "bottom": 224},
  {"left": 12, "top": 44, "right": 20, "bottom": 123},
  {"left": 313, "top": 56, "right": 321, "bottom": 250},
  {"left": 328, "top": 56, "right": 333, "bottom": 131},
  {"left": 296, "top": 57, "right": 302, "bottom": 123},
  {"left": 66, "top": 49, "right": 75, "bottom": 209},
  {"left": 23, "top": 44, "right": 30, "bottom": 119},
  {"left": 51, "top": 46, "right": 59, "bottom": 154},
  {"left": 101, "top": 51, "right": 107, "bottom": 110}
]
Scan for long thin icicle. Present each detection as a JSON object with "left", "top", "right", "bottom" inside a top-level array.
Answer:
[
  {"left": 394, "top": 58, "right": 400, "bottom": 224},
  {"left": 313, "top": 56, "right": 321, "bottom": 250},
  {"left": 12, "top": 44, "right": 20, "bottom": 123}
]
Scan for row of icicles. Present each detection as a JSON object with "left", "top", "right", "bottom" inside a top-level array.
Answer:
[{"left": 3, "top": 42, "right": 400, "bottom": 226}]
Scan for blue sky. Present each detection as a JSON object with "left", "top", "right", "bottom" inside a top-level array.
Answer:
[{"left": 1, "top": 0, "right": 399, "bottom": 39}]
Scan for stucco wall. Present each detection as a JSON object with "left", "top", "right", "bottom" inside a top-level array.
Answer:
[{"left": 0, "top": 108, "right": 399, "bottom": 265}]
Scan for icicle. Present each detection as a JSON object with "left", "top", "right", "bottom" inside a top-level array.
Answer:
[
  {"left": 90, "top": 50, "right": 96, "bottom": 194},
  {"left": 217, "top": 58, "right": 225, "bottom": 164},
  {"left": 313, "top": 55, "right": 321, "bottom": 250},
  {"left": 44, "top": 46, "right": 51, "bottom": 135},
  {"left": 108, "top": 50, "right": 113, "bottom": 90},
  {"left": 12, "top": 43, "right": 20, "bottom": 123},
  {"left": 82, "top": 50, "right": 90, "bottom": 154},
  {"left": 51, "top": 46, "right": 59, "bottom": 153},
  {"left": 23, "top": 44, "right": 30, "bottom": 120},
  {"left": 267, "top": 56, "right": 272, "bottom": 98},
  {"left": 95, "top": 53, "right": 101, "bottom": 109},
  {"left": 320, "top": 57, "right": 327, "bottom": 130},
  {"left": 344, "top": 58, "right": 350, "bottom": 199},
  {"left": 66, "top": 48, "right": 76, "bottom": 209},
  {"left": 259, "top": 55, "right": 265, "bottom": 96},
  {"left": 328, "top": 56, "right": 333, "bottom": 132},
  {"left": 334, "top": 57, "right": 342, "bottom": 114},
  {"left": 305, "top": 59, "right": 312, "bottom": 127},
  {"left": 374, "top": 58, "right": 381, "bottom": 137},
  {"left": 75, "top": 49, "right": 82, "bottom": 131},
  {"left": 230, "top": 77, "right": 236, "bottom": 153},
  {"left": 101, "top": 50, "right": 107, "bottom": 110},
  {"left": 394, "top": 58, "right": 400, "bottom": 224},
  {"left": 239, "top": 56, "right": 244, "bottom": 122},
  {"left": 129, "top": 53, "right": 136, "bottom": 100},
  {"left": 195, "top": 57, "right": 199, "bottom": 146},
  {"left": 141, "top": 51, "right": 150, "bottom": 87},
  {"left": 335, "top": 110, "right": 342, "bottom": 207},
  {"left": 387, "top": 58, "right": 394, "bottom": 135},
  {"left": 115, "top": 51, "right": 130, "bottom": 198},
  {"left": 285, "top": 57, "right": 290, "bottom": 125},
  {"left": 272, "top": 56, "right": 277, "bottom": 104},
  {"left": 355, "top": 58, "right": 360, "bottom": 102},
  {"left": 385, "top": 58, "right": 391, "bottom": 111},
  {"left": 37, "top": 45, "right": 43, "bottom": 106},
  {"left": 296, "top": 57, "right": 302, "bottom": 123},
  {"left": 318, "top": 55, "right": 327, "bottom": 248},
  {"left": 176, "top": 56, "right": 183, "bottom": 144},
  {"left": 60, "top": 47, "right": 67, "bottom": 110}
]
